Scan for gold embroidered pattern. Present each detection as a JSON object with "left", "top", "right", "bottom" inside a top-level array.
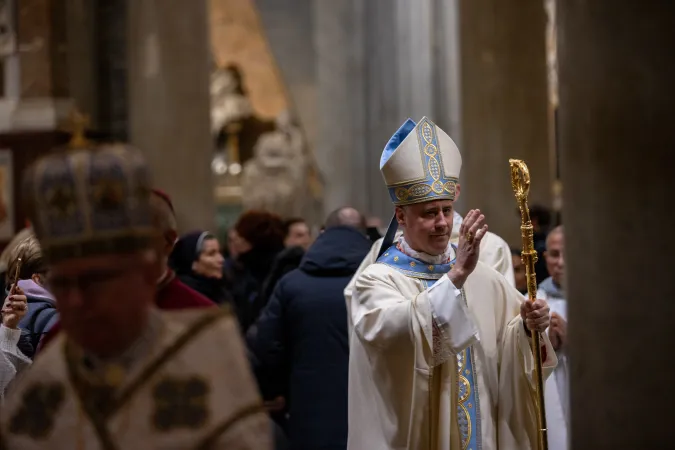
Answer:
[
  {"left": 92, "top": 178, "right": 126, "bottom": 211},
  {"left": 9, "top": 383, "right": 65, "bottom": 439},
  {"left": 457, "top": 350, "right": 472, "bottom": 449},
  {"left": 152, "top": 376, "right": 210, "bottom": 431},
  {"left": 430, "top": 315, "right": 453, "bottom": 368},
  {"left": 47, "top": 186, "right": 76, "bottom": 217}
]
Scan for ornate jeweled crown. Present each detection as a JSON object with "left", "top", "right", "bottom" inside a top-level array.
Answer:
[
  {"left": 22, "top": 140, "right": 155, "bottom": 263},
  {"left": 380, "top": 117, "right": 462, "bottom": 206}
]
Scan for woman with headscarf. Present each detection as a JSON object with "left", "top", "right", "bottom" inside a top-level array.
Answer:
[{"left": 169, "top": 230, "right": 233, "bottom": 309}]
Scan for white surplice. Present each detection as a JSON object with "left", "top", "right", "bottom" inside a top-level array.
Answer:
[
  {"left": 348, "top": 255, "right": 557, "bottom": 450},
  {"left": 536, "top": 288, "right": 569, "bottom": 450},
  {"left": 0, "top": 309, "right": 271, "bottom": 450},
  {"left": 345, "top": 231, "right": 515, "bottom": 332}
]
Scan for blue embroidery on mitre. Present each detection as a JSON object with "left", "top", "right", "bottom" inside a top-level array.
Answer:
[
  {"left": 380, "top": 117, "right": 461, "bottom": 206},
  {"left": 380, "top": 118, "right": 416, "bottom": 169},
  {"left": 23, "top": 144, "right": 155, "bottom": 262}
]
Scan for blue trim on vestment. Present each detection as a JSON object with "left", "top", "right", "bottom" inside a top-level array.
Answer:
[
  {"left": 376, "top": 245, "right": 454, "bottom": 279},
  {"left": 378, "top": 246, "right": 480, "bottom": 450}
]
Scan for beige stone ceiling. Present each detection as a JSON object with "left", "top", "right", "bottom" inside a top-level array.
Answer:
[{"left": 209, "top": 0, "right": 289, "bottom": 119}]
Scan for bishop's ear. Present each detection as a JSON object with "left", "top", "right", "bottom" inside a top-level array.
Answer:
[{"left": 395, "top": 206, "right": 406, "bottom": 226}]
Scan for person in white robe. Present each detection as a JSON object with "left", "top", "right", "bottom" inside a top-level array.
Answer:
[
  {"left": 0, "top": 141, "right": 270, "bottom": 449},
  {"left": 345, "top": 214, "right": 514, "bottom": 332},
  {"left": 536, "top": 225, "right": 568, "bottom": 450},
  {"left": 347, "top": 117, "right": 557, "bottom": 450}
]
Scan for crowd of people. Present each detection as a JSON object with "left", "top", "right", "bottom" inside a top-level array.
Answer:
[{"left": 0, "top": 117, "right": 566, "bottom": 450}]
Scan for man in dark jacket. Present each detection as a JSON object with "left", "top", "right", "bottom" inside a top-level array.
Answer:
[{"left": 252, "top": 207, "right": 371, "bottom": 450}]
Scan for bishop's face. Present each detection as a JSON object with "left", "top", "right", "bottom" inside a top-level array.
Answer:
[{"left": 396, "top": 199, "right": 455, "bottom": 256}]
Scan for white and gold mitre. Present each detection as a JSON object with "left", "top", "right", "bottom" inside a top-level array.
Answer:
[{"left": 380, "top": 117, "right": 462, "bottom": 206}]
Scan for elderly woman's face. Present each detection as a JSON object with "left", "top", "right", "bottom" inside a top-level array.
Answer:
[{"left": 192, "top": 238, "right": 225, "bottom": 279}]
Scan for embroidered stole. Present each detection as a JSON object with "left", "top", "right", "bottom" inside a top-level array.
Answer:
[{"left": 377, "top": 245, "right": 481, "bottom": 450}]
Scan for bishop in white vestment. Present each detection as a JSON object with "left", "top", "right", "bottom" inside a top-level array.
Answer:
[
  {"left": 347, "top": 117, "right": 557, "bottom": 450},
  {"left": 345, "top": 215, "right": 514, "bottom": 332}
]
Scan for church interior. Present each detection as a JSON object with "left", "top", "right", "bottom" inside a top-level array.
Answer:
[{"left": 0, "top": 0, "right": 673, "bottom": 447}]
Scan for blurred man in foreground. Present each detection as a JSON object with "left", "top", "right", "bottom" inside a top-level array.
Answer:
[
  {"left": 0, "top": 138, "right": 269, "bottom": 449},
  {"left": 37, "top": 189, "right": 215, "bottom": 353}
]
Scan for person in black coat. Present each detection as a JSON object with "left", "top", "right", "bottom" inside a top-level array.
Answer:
[
  {"left": 251, "top": 207, "right": 371, "bottom": 450},
  {"left": 223, "top": 210, "right": 286, "bottom": 331}
]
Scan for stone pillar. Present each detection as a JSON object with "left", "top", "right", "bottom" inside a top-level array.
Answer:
[
  {"left": 64, "top": 0, "right": 126, "bottom": 137},
  {"left": 362, "top": 0, "right": 406, "bottom": 221},
  {"left": 557, "top": 2, "right": 675, "bottom": 447},
  {"left": 65, "top": 0, "right": 97, "bottom": 126},
  {"left": 314, "top": 0, "right": 368, "bottom": 214},
  {"left": 395, "top": 0, "right": 433, "bottom": 121},
  {"left": 255, "top": 0, "right": 317, "bottom": 149},
  {"left": 128, "top": 0, "right": 215, "bottom": 232},
  {"left": 432, "top": 0, "right": 462, "bottom": 142},
  {"left": 315, "top": 0, "right": 455, "bottom": 221},
  {"left": 458, "top": 0, "right": 551, "bottom": 245},
  {"left": 94, "top": 0, "right": 127, "bottom": 140}
]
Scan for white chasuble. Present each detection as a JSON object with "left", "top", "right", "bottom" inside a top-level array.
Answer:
[
  {"left": 347, "top": 245, "right": 557, "bottom": 450},
  {"left": 345, "top": 231, "right": 515, "bottom": 332},
  {"left": 0, "top": 309, "right": 271, "bottom": 450}
]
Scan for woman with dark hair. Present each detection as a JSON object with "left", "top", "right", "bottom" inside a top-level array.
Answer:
[{"left": 224, "top": 210, "right": 286, "bottom": 331}]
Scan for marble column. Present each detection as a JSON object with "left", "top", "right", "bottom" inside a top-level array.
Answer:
[
  {"left": 458, "top": 0, "right": 551, "bottom": 245},
  {"left": 315, "top": 0, "right": 458, "bottom": 221},
  {"left": 395, "top": 0, "right": 433, "bottom": 122},
  {"left": 314, "top": 0, "right": 368, "bottom": 215},
  {"left": 93, "top": 0, "right": 127, "bottom": 140},
  {"left": 557, "top": 2, "right": 675, "bottom": 447},
  {"left": 63, "top": 0, "right": 126, "bottom": 137},
  {"left": 128, "top": 0, "right": 215, "bottom": 232},
  {"left": 255, "top": 0, "right": 317, "bottom": 149},
  {"left": 363, "top": 0, "right": 408, "bottom": 221},
  {"left": 64, "top": 0, "right": 97, "bottom": 127}
]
